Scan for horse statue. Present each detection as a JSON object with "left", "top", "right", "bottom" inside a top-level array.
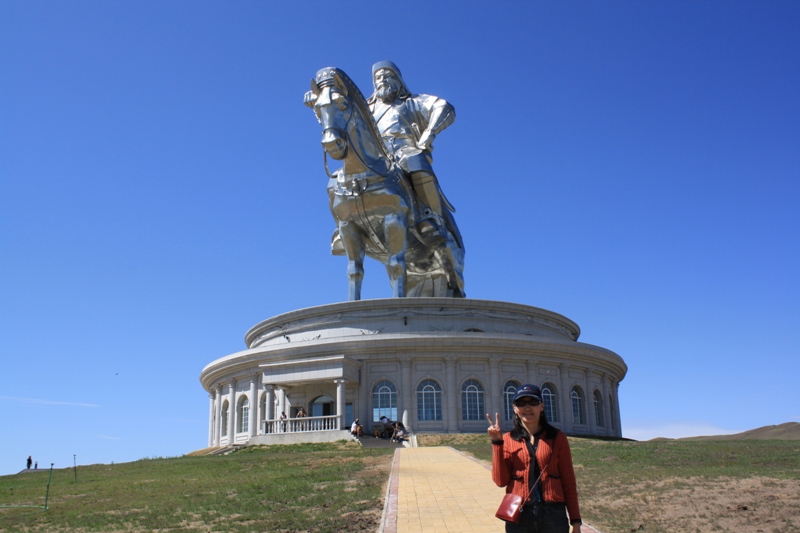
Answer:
[{"left": 305, "top": 67, "right": 465, "bottom": 300}]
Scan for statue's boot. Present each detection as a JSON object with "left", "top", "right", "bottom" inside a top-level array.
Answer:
[
  {"left": 416, "top": 211, "right": 446, "bottom": 247},
  {"left": 331, "top": 228, "right": 345, "bottom": 256},
  {"left": 412, "top": 172, "right": 446, "bottom": 244}
]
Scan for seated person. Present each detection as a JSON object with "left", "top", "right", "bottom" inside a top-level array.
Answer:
[
  {"left": 392, "top": 422, "right": 407, "bottom": 442},
  {"left": 350, "top": 418, "right": 363, "bottom": 436},
  {"left": 373, "top": 425, "right": 382, "bottom": 438}
]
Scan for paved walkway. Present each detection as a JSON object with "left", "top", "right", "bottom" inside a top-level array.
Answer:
[{"left": 380, "top": 447, "right": 600, "bottom": 533}]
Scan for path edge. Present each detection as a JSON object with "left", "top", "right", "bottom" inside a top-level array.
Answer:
[{"left": 377, "top": 448, "right": 401, "bottom": 533}]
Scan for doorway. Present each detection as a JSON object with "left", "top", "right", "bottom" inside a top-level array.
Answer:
[{"left": 311, "top": 395, "right": 335, "bottom": 416}]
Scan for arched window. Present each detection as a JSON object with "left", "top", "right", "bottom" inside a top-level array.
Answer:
[
  {"left": 541, "top": 383, "right": 558, "bottom": 422},
  {"left": 593, "top": 390, "right": 604, "bottom": 427},
  {"left": 503, "top": 381, "right": 521, "bottom": 421},
  {"left": 221, "top": 400, "right": 229, "bottom": 436},
  {"left": 238, "top": 396, "right": 250, "bottom": 433},
  {"left": 571, "top": 387, "right": 585, "bottom": 425},
  {"left": 417, "top": 379, "right": 442, "bottom": 421},
  {"left": 372, "top": 380, "right": 398, "bottom": 422},
  {"left": 461, "top": 379, "right": 484, "bottom": 420}
]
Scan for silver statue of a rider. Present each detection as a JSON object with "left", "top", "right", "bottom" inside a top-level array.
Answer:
[
  {"left": 305, "top": 62, "right": 465, "bottom": 299},
  {"left": 367, "top": 60, "right": 456, "bottom": 239},
  {"left": 322, "top": 61, "right": 458, "bottom": 250}
]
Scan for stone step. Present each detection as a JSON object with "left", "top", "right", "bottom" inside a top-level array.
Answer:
[
  {"left": 355, "top": 435, "right": 405, "bottom": 449},
  {"left": 206, "top": 444, "right": 244, "bottom": 456}
]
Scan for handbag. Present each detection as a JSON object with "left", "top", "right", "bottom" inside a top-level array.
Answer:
[
  {"left": 495, "top": 439, "right": 551, "bottom": 524},
  {"left": 495, "top": 492, "right": 525, "bottom": 523}
]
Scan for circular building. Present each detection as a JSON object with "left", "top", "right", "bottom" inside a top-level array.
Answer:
[{"left": 200, "top": 298, "right": 627, "bottom": 447}]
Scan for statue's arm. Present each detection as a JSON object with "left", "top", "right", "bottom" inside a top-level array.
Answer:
[
  {"left": 415, "top": 95, "right": 456, "bottom": 150},
  {"left": 304, "top": 90, "right": 317, "bottom": 109},
  {"left": 304, "top": 90, "right": 323, "bottom": 125}
]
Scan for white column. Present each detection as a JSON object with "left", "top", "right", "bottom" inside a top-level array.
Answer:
[
  {"left": 359, "top": 366, "right": 370, "bottom": 428},
  {"left": 400, "top": 360, "right": 412, "bottom": 426},
  {"left": 602, "top": 374, "right": 612, "bottom": 437},
  {"left": 248, "top": 376, "right": 257, "bottom": 438},
  {"left": 208, "top": 391, "right": 215, "bottom": 447},
  {"left": 488, "top": 359, "right": 500, "bottom": 420},
  {"left": 335, "top": 379, "right": 347, "bottom": 429},
  {"left": 277, "top": 388, "right": 286, "bottom": 418},
  {"left": 265, "top": 385, "right": 275, "bottom": 430},
  {"left": 559, "top": 364, "right": 573, "bottom": 433},
  {"left": 445, "top": 357, "right": 458, "bottom": 432},
  {"left": 255, "top": 377, "right": 264, "bottom": 435},
  {"left": 613, "top": 381, "right": 622, "bottom": 437},
  {"left": 215, "top": 384, "right": 223, "bottom": 446},
  {"left": 584, "top": 370, "right": 596, "bottom": 435},
  {"left": 228, "top": 379, "right": 236, "bottom": 443},
  {"left": 528, "top": 358, "right": 539, "bottom": 388}
]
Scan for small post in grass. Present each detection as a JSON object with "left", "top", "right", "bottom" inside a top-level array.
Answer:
[
  {"left": 44, "top": 463, "right": 54, "bottom": 510},
  {"left": 73, "top": 454, "right": 77, "bottom": 483}
]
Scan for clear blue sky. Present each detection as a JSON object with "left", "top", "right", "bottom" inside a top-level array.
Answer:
[{"left": 1, "top": 1, "right": 798, "bottom": 476}]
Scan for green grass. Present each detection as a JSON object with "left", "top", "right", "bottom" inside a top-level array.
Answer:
[
  {"left": 4, "top": 437, "right": 799, "bottom": 532},
  {"left": 425, "top": 434, "right": 800, "bottom": 532},
  {"left": 0, "top": 442, "right": 393, "bottom": 533},
  {"left": 437, "top": 434, "right": 800, "bottom": 479}
]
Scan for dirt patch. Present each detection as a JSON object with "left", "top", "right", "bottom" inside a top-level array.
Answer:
[
  {"left": 584, "top": 476, "right": 800, "bottom": 532},
  {"left": 416, "top": 433, "right": 484, "bottom": 447},
  {"left": 358, "top": 454, "right": 393, "bottom": 474},
  {"left": 336, "top": 509, "right": 382, "bottom": 532}
]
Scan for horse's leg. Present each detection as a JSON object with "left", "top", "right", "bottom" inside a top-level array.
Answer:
[
  {"left": 339, "top": 220, "right": 365, "bottom": 301},
  {"left": 434, "top": 242, "right": 466, "bottom": 297},
  {"left": 383, "top": 213, "right": 407, "bottom": 298}
]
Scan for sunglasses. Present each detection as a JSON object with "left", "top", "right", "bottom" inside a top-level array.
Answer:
[{"left": 514, "top": 398, "right": 541, "bottom": 407}]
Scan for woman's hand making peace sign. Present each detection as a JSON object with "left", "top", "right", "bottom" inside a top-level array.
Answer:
[{"left": 486, "top": 412, "right": 503, "bottom": 441}]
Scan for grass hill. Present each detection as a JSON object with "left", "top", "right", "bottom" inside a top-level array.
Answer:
[
  {"left": 0, "top": 442, "right": 393, "bottom": 533},
  {"left": 679, "top": 421, "right": 800, "bottom": 441},
  {"left": 2, "top": 431, "right": 799, "bottom": 532}
]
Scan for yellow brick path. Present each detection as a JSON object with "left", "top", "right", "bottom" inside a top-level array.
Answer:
[
  {"left": 394, "top": 447, "right": 506, "bottom": 533},
  {"left": 382, "top": 446, "right": 599, "bottom": 533}
]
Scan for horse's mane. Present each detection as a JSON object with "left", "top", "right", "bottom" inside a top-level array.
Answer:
[{"left": 329, "top": 68, "right": 393, "bottom": 164}]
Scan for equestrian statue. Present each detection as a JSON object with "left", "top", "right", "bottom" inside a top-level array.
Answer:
[{"left": 304, "top": 62, "right": 465, "bottom": 300}]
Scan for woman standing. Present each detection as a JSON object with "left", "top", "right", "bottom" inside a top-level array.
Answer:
[{"left": 487, "top": 384, "right": 582, "bottom": 533}]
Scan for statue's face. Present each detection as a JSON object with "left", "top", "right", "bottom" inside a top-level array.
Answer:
[{"left": 374, "top": 68, "right": 401, "bottom": 101}]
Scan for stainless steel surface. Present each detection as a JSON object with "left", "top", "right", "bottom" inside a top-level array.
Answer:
[{"left": 305, "top": 64, "right": 465, "bottom": 300}]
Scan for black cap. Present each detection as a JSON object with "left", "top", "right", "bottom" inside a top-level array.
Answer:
[{"left": 513, "top": 384, "right": 542, "bottom": 403}]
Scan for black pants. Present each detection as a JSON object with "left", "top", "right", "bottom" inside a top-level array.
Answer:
[{"left": 504, "top": 503, "right": 569, "bottom": 533}]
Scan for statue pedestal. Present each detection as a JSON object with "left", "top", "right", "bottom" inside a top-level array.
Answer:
[{"left": 200, "top": 298, "right": 627, "bottom": 446}]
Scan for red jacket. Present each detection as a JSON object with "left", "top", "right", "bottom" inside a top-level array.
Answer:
[{"left": 491, "top": 429, "right": 581, "bottom": 523}]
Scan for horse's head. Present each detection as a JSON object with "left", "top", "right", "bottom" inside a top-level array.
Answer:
[{"left": 309, "top": 68, "right": 352, "bottom": 160}]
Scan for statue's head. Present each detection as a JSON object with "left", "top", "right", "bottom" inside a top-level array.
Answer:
[{"left": 371, "top": 60, "right": 411, "bottom": 103}]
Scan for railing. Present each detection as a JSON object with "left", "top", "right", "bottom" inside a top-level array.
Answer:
[{"left": 263, "top": 415, "right": 340, "bottom": 434}]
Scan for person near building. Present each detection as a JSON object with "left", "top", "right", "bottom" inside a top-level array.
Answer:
[
  {"left": 486, "top": 384, "right": 583, "bottom": 533},
  {"left": 392, "top": 422, "right": 407, "bottom": 443}
]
